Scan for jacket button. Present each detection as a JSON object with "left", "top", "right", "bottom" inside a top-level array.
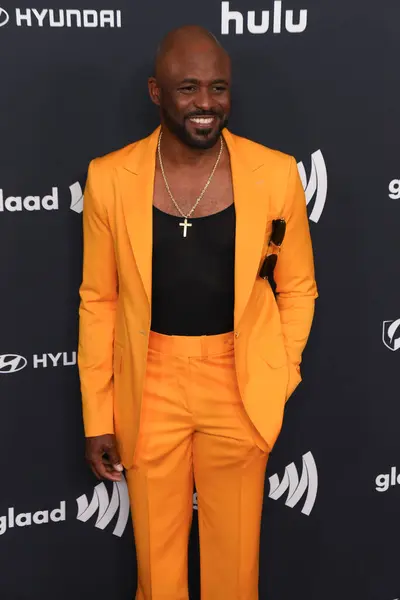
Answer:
[
  {"left": 139, "top": 330, "right": 146, "bottom": 336},
  {"left": 234, "top": 331, "right": 240, "bottom": 338}
]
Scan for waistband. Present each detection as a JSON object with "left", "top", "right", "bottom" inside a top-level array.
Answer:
[{"left": 149, "top": 330, "right": 234, "bottom": 358}]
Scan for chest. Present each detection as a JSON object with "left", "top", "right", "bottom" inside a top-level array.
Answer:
[{"left": 153, "top": 163, "right": 233, "bottom": 217}]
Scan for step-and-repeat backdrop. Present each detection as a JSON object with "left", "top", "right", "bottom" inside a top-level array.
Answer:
[{"left": 0, "top": 1, "right": 398, "bottom": 598}]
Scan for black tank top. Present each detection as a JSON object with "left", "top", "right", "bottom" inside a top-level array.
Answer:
[{"left": 151, "top": 203, "right": 236, "bottom": 336}]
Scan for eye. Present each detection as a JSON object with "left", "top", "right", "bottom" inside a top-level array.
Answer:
[
  {"left": 213, "top": 85, "right": 227, "bottom": 92},
  {"left": 179, "top": 85, "right": 197, "bottom": 93}
]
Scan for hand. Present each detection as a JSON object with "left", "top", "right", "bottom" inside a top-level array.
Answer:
[{"left": 85, "top": 434, "right": 123, "bottom": 482}]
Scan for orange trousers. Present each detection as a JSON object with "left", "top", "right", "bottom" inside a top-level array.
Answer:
[{"left": 125, "top": 331, "right": 269, "bottom": 600}]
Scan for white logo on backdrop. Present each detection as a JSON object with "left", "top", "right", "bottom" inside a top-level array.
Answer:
[
  {"left": 76, "top": 475, "right": 130, "bottom": 537},
  {"left": 0, "top": 478, "right": 130, "bottom": 538},
  {"left": 69, "top": 182, "right": 84, "bottom": 214},
  {"left": 298, "top": 150, "right": 328, "bottom": 223},
  {"left": 382, "top": 320, "right": 400, "bottom": 352},
  {"left": 0, "top": 7, "right": 9, "bottom": 26},
  {"left": 375, "top": 467, "right": 400, "bottom": 493},
  {"left": 389, "top": 179, "right": 400, "bottom": 200},
  {"left": 0, "top": 187, "right": 59, "bottom": 212},
  {"left": 0, "top": 502, "right": 66, "bottom": 536},
  {"left": 193, "top": 451, "right": 318, "bottom": 515},
  {"left": 0, "top": 354, "right": 28, "bottom": 373},
  {"left": 0, "top": 352, "right": 76, "bottom": 373},
  {"left": 221, "top": 1, "right": 308, "bottom": 35},
  {"left": 0, "top": 184, "right": 84, "bottom": 213},
  {"left": 0, "top": 8, "right": 122, "bottom": 28},
  {"left": 268, "top": 451, "right": 318, "bottom": 515}
]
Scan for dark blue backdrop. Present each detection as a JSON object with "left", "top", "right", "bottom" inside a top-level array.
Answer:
[{"left": 0, "top": 1, "right": 399, "bottom": 598}]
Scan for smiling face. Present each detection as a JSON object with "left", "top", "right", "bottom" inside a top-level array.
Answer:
[{"left": 149, "top": 29, "right": 231, "bottom": 150}]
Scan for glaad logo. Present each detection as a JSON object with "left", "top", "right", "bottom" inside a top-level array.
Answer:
[
  {"left": 0, "top": 184, "right": 84, "bottom": 214},
  {"left": 0, "top": 480, "right": 129, "bottom": 538},
  {"left": 297, "top": 150, "right": 328, "bottom": 223},
  {"left": 70, "top": 182, "right": 84, "bottom": 214},
  {"left": 0, "top": 187, "right": 58, "bottom": 212},
  {"left": 268, "top": 451, "right": 318, "bottom": 515},
  {"left": 389, "top": 179, "right": 400, "bottom": 200},
  {"left": 375, "top": 466, "right": 400, "bottom": 492},
  {"left": 0, "top": 502, "right": 66, "bottom": 536},
  {"left": 0, "top": 7, "right": 9, "bottom": 26},
  {"left": 382, "top": 319, "right": 400, "bottom": 351},
  {"left": 0, "top": 8, "right": 122, "bottom": 28},
  {"left": 76, "top": 475, "right": 130, "bottom": 537},
  {"left": 0, "top": 352, "right": 76, "bottom": 373},
  {"left": 0, "top": 354, "right": 28, "bottom": 373},
  {"left": 221, "top": 1, "right": 308, "bottom": 35}
]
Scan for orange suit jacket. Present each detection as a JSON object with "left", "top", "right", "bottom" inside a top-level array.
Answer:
[{"left": 78, "top": 126, "right": 318, "bottom": 467}]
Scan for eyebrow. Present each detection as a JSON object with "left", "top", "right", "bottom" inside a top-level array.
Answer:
[{"left": 179, "top": 78, "right": 229, "bottom": 85}]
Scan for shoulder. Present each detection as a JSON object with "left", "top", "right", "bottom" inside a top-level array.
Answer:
[
  {"left": 89, "top": 138, "right": 143, "bottom": 173},
  {"left": 227, "top": 130, "right": 295, "bottom": 174}
]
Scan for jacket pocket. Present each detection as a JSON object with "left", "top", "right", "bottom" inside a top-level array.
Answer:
[{"left": 259, "top": 336, "right": 288, "bottom": 368}]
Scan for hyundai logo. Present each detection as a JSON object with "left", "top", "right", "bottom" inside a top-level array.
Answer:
[
  {"left": 0, "top": 354, "right": 28, "bottom": 373},
  {"left": 0, "top": 8, "right": 10, "bottom": 27}
]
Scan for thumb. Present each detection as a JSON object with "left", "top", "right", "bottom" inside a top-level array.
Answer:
[{"left": 107, "top": 444, "right": 123, "bottom": 471}]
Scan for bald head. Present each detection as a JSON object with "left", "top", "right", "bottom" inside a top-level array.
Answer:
[
  {"left": 154, "top": 25, "right": 230, "bottom": 81},
  {"left": 148, "top": 25, "right": 231, "bottom": 150}
]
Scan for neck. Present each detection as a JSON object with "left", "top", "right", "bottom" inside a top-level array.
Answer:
[{"left": 159, "top": 126, "right": 221, "bottom": 167}]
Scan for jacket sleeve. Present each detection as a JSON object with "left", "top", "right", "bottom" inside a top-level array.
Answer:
[
  {"left": 274, "top": 156, "right": 318, "bottom": 401},
  {"left": 78, "top": 159, "right": 118, "bottom": 436}
]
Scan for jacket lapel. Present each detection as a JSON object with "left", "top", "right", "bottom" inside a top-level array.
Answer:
[
  {"left": 117, "top": 126, "right": 270, "bottom": 327},
  {"left": 223, "top": 130, "right": 270, "bottom": 330},
  {"left": 118, "top": 127, "right": 160, "bottom": 306}
]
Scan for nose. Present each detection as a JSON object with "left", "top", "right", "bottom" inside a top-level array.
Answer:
[{"left": 194, "top": 87, "right": 213, "bottom": 111}]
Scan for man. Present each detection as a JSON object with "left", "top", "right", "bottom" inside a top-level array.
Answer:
[{"left": 78, "top": 25, "right": 317, "bottom": 600}]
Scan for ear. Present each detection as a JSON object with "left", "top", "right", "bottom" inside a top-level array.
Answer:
[{"left": 148, "top": 77, "right": 161, "bottom": 107}]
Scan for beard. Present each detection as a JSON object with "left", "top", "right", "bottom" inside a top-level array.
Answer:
[{"left": 161, "top": 106, "right": 229, "bottom": 150}]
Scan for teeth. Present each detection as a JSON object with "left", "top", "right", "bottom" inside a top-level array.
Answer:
[{"left": 190, "top": 117, "right": 214, "bottom": 124}]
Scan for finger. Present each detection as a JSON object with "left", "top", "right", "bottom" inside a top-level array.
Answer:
[
  {"left": 92, "top": 458, "right": 122, "bottom": 482},
  {"left": 104, "top": 467, "right": 123, "bottom": 481},
  {"left": 105, "top": 447, "right": 123, "bottom": 473},
  {"left": 102, "top": 470, "right": 123, "bottom": 482},
  {"left": 103, "top": 459, "right": 124, "bottom": 476}
]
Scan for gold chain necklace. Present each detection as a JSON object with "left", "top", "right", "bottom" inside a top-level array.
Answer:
[{"left": 157, "top": 130, "right": 224, "bottom": 238}]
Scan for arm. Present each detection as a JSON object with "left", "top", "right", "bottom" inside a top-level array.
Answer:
[
  {"left": 78, "top": 159, "right": 118, "bottom": 437},
  {"left": 274, "top": 156, "right": 318, "bottom": 400}
]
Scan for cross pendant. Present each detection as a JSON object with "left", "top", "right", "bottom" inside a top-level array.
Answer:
[{"left": 179, "top": 218, "right": 192, "bottom": 238}]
